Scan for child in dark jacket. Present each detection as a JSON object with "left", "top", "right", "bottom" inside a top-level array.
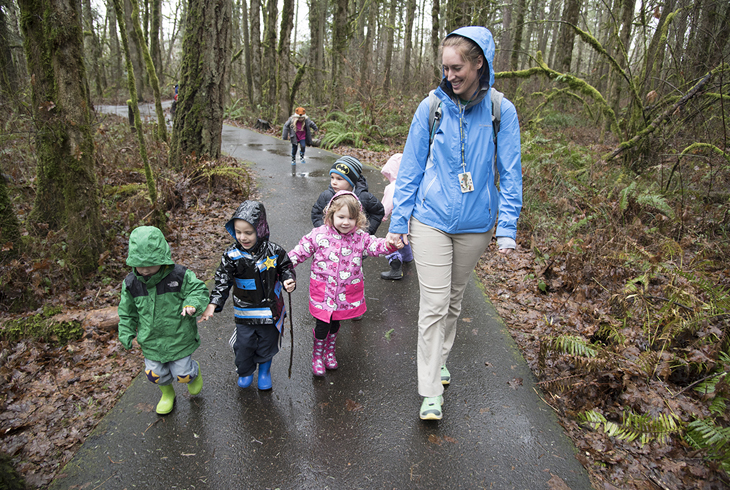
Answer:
[
  {"left": 200, "top": 201, "right": 296, "bottom": 391},
  {"left": 282, "top": 107, "right": 317, "bottom": 165},
  {"left": 118, "top": 226, "right": 209, "bottom": 415},
  {"left": 311, "top": 156, "right": 384, "bottom": 235}
]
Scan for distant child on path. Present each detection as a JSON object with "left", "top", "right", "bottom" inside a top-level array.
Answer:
[
  {"left": 200, "top": 201, "right": 296, "bottom": 391},
  {"left": 118, "top": 226, "right": 209, "bottom": 415},
  {"left": 379, "top": 153, "right": 414, "bottom": 280},
  {"left": 288, "top": 191, "right": 401, "bottom": 376},
  {"left": 311, "top": 156, "right": 385, "bottom": 235},
  {"left": 282, "top": 107, "right": 318, "bottom": 165}
]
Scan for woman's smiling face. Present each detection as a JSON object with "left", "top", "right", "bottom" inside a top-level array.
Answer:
[{"left": 442, "top": 46, "right": 483, "bottom": 99}]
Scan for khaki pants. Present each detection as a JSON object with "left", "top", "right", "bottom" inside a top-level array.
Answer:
[{"left": 409, "top": 218, "right": 494, "bottom": 397}]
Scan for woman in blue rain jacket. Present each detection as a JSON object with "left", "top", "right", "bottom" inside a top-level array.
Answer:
[{"left": 386, "top": 26, "right": 523, "bottom": 421}]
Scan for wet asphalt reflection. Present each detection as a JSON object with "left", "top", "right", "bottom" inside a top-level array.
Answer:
[{"left": 51, "top": 105, "right": 592, "bottom": 490}]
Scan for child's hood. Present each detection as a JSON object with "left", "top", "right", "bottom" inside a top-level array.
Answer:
[
  {"left": 225, "top": 200, "right": 270, "bottom": 247},
  {"left": 381, "top": 153, "right": 402, "bottom": 183},
  {"left": 325, "top": 190, "right": 363, "bottom": 215},
  {"left": 126, "top": 226, "right": 174, "bottom": 268}
]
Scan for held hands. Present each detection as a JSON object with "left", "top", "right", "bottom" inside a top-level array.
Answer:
[
  {"left": 199, "top": 303, "right": 216, "bottom": 322},
  {"left": 181, "top": 306, "right": 197, "bottom": 317},
  {"left": 283, "top": 279, "right": 296, "bottom": 293},
  {"left": 386, "top": 232, "right": 408, "bottom": 250}
]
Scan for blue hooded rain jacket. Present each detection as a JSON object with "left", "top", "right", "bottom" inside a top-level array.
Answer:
[{"left": 390, "top": 26, "right": 522, "bottom": 241}]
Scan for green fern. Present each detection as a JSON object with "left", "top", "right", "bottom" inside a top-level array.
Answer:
[
  {"left": 538, "top": 334, "right": 599, "bottom": 373},
  {"left": 686, "top": 418, "right": 730, "bottom": 473},
  {"left": 618, "top": 180, "right": 675, "bottom": 218},
  {"left": 580, "top": 409, "right": 683, "bottom": 445}
]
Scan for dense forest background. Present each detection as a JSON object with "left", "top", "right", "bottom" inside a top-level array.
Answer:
[{"left": 1, "top": 0, "right": 729, "bottom": 487}]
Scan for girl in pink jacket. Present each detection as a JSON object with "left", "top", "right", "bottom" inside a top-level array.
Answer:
[{"left": 288, "top": 191, "right": 400, "bottom": 376}]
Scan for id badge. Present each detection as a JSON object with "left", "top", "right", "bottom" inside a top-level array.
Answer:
[{"left": 458, "top": 171, "right": 474, "bottom": 193}]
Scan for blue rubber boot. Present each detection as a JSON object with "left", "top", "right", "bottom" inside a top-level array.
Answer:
[
  {"left": 257, "top": 361, "right": 273, "bottom": 390},
  {"left": 237, "top": 374, "right": 253, "bottom": 388}
]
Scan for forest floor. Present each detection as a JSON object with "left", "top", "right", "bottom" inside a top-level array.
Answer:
[{"left": 1, "top": 112, "right": 728, "bottom": 489}]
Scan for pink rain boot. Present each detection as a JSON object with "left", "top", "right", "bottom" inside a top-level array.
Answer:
[
  {"left": 324, "top": 331, "right": 339, "bottom": 370},
  {"left": 312, "top": 329, "right": 326, "bottom": 376}
]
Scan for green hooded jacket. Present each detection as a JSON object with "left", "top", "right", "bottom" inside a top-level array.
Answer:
[{"left": 118, "top": 226, "right": 209, "bottom": 363}]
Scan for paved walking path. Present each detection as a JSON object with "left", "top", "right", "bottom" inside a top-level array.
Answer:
[{"left": 51, "top": 106, "right": 592, "bottom": 489}]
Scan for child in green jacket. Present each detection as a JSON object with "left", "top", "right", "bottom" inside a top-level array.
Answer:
[{"left": 118, "top": 226, "right": 210, "bottom": 415}]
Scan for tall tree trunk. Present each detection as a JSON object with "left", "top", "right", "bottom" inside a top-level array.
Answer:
[
  {"left": 19, "top": 0, "right": 103, "bottom": 276},
  {"left": 170, "top": 0, "right": 232, "bottom": 166},
  {"left": 250, "top": 0, "right": 262, "bottom": 105},
  {"left": 642, "top": 0, "right": 675, "bottom": 96},
  {"left": 360, "top": 0, "right": 376, "bottom": 89},
  {"left": 82, "top": 0, "right": 107, "bottom": 97},
  {"left": 401, "top": 0, "right": 416, "bottom": 92},
  {"left": 609, "top": 0, "right": 635, "bottom": 125},
  {"left": 332, "top": 0, "right": 348, "bottom": 108},
  {"left": 382, "top": 0, "right": 396, "bottom": 91},
  {"left": 498, "top": 2, "right": 513, "bottom": 71},
  {"left": 0, "top": 5, "right": 18, "bottom": 97},
  {"left": 150, "top": 0, "right": 163, "bottom": 86},
  {"left": 124, "top": 0, "right": 147, "bottom": 99},
  {"left": 556, "top": 0, "right": 583, "bottom": 72},
  {"left": 0, "top": 160, "right": 21, "bottom": 257},
  {"left": 277, "top": 0, "right": 295, "bottom": 121},
  {"left": 111, "top": 0, "right": 165, "bottom": 229},
  {"left": 240, "top": 0, "right": 253, "bottom": 103},
  {"left": 108, "top": 0, "right": 122, "bottom": 87},
  {"left": 307, "top": 0, "right": 323, "bottom": 104},
  {"left": 431, "top": 0, "right": 440, "bottom": 82},
  {"left": 262, "top": 0, "right": 277, "bottom": 109},
  {"left": 130, "top": 0, "right": 167, "bottom": 142},
  {"left": 508, "top": 0, "right": 527, "bottom": 94}
]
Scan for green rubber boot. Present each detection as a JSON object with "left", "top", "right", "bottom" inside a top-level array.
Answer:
[
  {"left": 156, "top": 384, "right": 176, "bottom": 415},
  {"left": 187, "top": 363, "right": 203, "bottom": 395}
]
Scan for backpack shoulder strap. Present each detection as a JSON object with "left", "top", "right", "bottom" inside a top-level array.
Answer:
[
  {"left": 490, "top": 87, "right": 503, "bottom": 141},
  {"left": 428, "top": 89, "right": 442, "bottom": 146}
]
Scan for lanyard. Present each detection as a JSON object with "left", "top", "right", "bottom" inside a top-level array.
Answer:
[{"left": 458, "top": 100, "right": 466, "bottom": 173}]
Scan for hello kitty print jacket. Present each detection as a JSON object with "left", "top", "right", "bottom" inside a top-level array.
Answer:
[{"left": 288, "top": 224, "right": 394, "bottom": 322}]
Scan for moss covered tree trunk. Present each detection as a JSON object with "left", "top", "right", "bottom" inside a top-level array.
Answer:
[
  {"left": 308, "top": 0, "right": 324, "bottom": 105},
  {"left": 262, "top": 0, "right": 278, "bottom": 111},
  {"left": 112, "top": 0, "right": 165, "bottom": 229},
  {"left": 18, "top": 0, "right": 103, "bottom": 277},
  {"left": 250, "top": 0, "right": 262, "bottom": 106},
  {"left": 0, "top": 5, "right": 18, "bottom": 97},
  {"left": 82, "top": 0, "right": 107, "bottom": 97},
  {"left": 19, "top": 0, "right": 65, "bottom": 229},
  {"left": 276, "top": 0, "right": 295, "bottom": 123},
  {"left": 169, "top": 0, "right": 232, "bottom": 167},
  {"left": 0, "top": 164, "right": 20, "bottom": 257},
  {"left": 123, "top": 0, "right": 147, "bottom": 100},
  {"left": 150, "top": 0, "right": 163, "bottom": 86},
  {"left": 130, "top": 0, "right": 167, "bottom": 142}
]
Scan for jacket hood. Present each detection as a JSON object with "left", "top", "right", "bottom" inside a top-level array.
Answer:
[
  {"left": 225, "top": 201, "right": 270, "bottom": 251},
  {"left": 126, "top": 226, "right": 174, "bottom": 268},
  {"left": 325, "top": 190, "right": 363, "bottom": 215},
  {"left": 381, "top": 153, "right": 402, "bottom": 184},
  {"left": 440, "top": 26, "right": 496, "bottom": 105}
]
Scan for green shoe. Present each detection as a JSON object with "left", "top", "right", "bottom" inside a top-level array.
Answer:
[
  {"left": 419, "top": 396, "right": 443, "bottom": 420},
  {"left": 440, "top": 365, "right": 451, "bottom": 385},
  {"left": 156, "top": 384, "right": 176, "bottom": 415},
  {"left": 187, "top": 363, "right": 203, "bottom": 395}
]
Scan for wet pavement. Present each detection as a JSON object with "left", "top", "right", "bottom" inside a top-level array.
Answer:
[{"left": 51, "top": 105, "right": 592, "bottom": 489}]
